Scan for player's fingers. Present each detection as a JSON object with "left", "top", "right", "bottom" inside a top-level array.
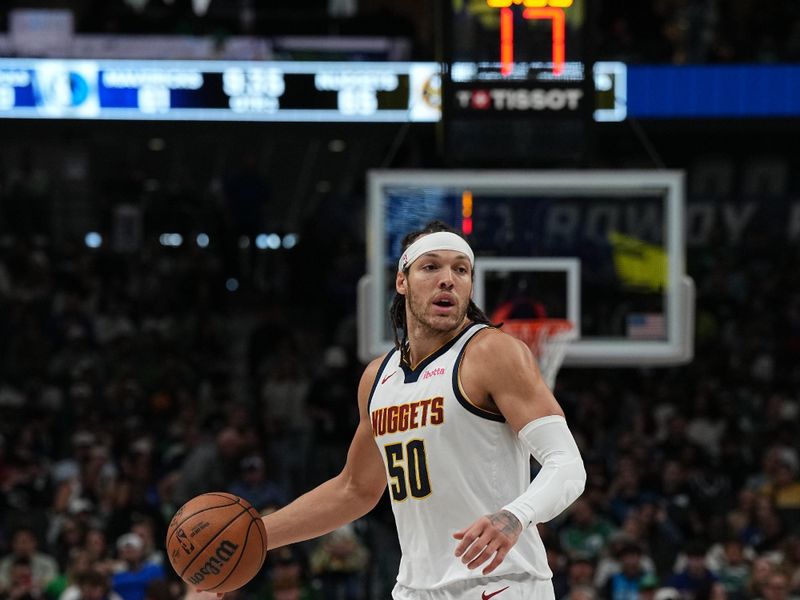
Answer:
[
  {"left": 466, "top": 541, "right": 500, "bottom": 570},
  {"left": 452, "top": 530, "right": 465, "bottom": 540},
  {"left": 481, "top": 546, "right": 510, "bottom": 575},
  {"left": 453, "top": 526, "right": 482, "bottom": 557},
  {"left": 460, "top": 533, "right": 492, "bottom": 564}
]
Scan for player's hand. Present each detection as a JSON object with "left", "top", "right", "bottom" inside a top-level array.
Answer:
[
  {"left": 452, "top": 510, "right": 523, "bottom": 575},
  {"left": 187, "top": 585, "right": 224, "bottom": 599}
]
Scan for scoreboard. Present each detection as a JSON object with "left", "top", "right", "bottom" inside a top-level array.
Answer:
[
  {"left": 442, "top": 0, "right": 593, "bottom": 165},
  {"left": 0, "top": 59, "right": 441, "bottom": 123}
]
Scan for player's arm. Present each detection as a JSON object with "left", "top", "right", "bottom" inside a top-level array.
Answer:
[
  {"left": 453, "top": 329, "right": 586, "bottom": 574},
  {"left": 261, "top": 357, "right": 388, "bottom": 549}
]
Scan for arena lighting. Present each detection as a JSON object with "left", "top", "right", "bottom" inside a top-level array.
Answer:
[
  {"left": 196, "top": 233, "right": 209, "bottom": 248},
  {"left": 282, "top": 233, "right": 298, "bottom": 249},
  {"left": 255, "top": 234, "right": 269, "bottom": 250},
  {"left": 159, "top": 233, "right": 183, "bottom": 247},
  {"left": 84, "top": 232, "right": 102, "bottom": 248},
  {"left": 225, "top": 278, "right": 239, "bottom": 292},
  {"left": 266, "top": 234, "right": 281, "bottom": 250},
  {"left": 238, "top": 235, "right": 250, "bottom": 249}
]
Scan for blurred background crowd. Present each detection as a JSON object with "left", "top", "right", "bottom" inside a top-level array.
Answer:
[{"left": 1, "top": 1, "right": 800, "bottom": 600}]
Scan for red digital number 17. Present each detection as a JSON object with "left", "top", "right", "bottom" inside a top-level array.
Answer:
[{"left": 486, "top": 0, "right": 573, "bottom": 75}]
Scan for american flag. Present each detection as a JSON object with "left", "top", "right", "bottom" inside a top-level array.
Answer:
[{"left": 627, "top": 313, "right": 666, "bottom": 340}]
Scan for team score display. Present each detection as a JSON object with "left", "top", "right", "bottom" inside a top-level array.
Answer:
[{"left": 384, "top": 440, "right": 432, "bottom": 501}]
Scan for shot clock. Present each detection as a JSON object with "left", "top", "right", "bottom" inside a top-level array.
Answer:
[{"left": 441, "top": 0, "right": 594, "bottom": 166}]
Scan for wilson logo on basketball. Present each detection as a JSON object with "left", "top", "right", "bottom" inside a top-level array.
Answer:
[
  {"left": 187, "top": 540, "right": 240, "bottom": 585},
  {"left": 176, "top": 528, "right": 195, "bottom": 554}
]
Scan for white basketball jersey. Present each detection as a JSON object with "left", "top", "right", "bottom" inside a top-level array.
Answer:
[{"left": 368, "top": 323, "right": 552, "bottom": 590}]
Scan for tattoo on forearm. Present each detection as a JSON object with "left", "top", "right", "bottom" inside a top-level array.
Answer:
[{"left": 490, "top": 510, "right": 523, "bottom": 537}]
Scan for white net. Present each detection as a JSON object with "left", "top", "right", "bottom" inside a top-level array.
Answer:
[{"left": 501, "top": 320, "right": 576, "bottom": 389}]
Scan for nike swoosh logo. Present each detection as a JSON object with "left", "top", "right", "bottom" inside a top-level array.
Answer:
[
  {"left": 381, "top": 370, "right": 397, "bottom": 384},
  {"left": 482, "top": 587, "right": 510, "bottom": 600}
]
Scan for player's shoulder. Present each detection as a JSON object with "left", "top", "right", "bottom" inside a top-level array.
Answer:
[
  {"left": 363, "top": 352, "right": 391, "bottom": 380},
  {"left": 467, "top": 325, "right": 530, "bottom": 365},
  {"left": 358, "top": 351, "right": 395, "bottom": 390},
  {"left": 357, "top": 351, "right": 395, "bottom": 409}
]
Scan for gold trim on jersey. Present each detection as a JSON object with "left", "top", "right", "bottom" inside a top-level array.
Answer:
[{"left": 456, "top": 350, "right": 503, "bottom": 417}]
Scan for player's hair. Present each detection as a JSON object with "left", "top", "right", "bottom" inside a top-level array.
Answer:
[{"left": 389, "top": 221, "right": 496, "bottom": 359}]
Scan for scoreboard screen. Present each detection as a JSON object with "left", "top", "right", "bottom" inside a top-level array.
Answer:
[
  {"left": 0, "top": 58, "right": 441, "bottom": 123},
  {"left": 442, "top": 0, "right": 593, "bottom": 165}
]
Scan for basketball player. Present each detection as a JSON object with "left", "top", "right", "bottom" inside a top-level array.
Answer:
[{"left": 261, "top": 221, "right": 586, "bottom": 600}]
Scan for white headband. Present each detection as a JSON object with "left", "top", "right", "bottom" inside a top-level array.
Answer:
[{"left": 398, "top": 231, "right": 475, "bottom": 272}]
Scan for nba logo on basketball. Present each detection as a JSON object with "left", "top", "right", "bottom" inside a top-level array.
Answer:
[{"left": 176, "top": 528, "right": 195, "bottom": 554}]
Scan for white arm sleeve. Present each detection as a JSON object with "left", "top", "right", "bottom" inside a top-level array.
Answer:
[{"left": 502, "top": 415, "right": 586, "bottom": 527}]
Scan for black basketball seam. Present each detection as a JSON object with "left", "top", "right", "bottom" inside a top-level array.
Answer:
[
  {"left": 205, "top": 519, "right": 255, "bottom": 592},
  {"left": 166, "top": 496, "right": 241, "bottom": 545},
  {"left": 177, "top": 506, "right": 250, "bottom": 579},
  {"left": 246, "top": 509, "right": 266, "bottom": 556},
  {"left": 252, "top": 513, "right": 266, "bottom": 567}
]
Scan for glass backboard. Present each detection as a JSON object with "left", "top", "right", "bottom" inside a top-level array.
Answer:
[{"left": 358, "top": 170, "right": 694, "bottom": 366}]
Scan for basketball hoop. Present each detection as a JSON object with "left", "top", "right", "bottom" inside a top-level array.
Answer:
[{"left": 501, "top": 319, "right": 576, "bottom": 389}]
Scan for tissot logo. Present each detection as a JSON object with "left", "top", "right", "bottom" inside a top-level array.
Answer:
[{"left": 456, "top": 88, "right": 583, "bottom": 111}]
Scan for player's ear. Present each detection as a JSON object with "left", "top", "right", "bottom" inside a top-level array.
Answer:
[{"left": 396, "top": 270, "right": 408, "bottom": 295}]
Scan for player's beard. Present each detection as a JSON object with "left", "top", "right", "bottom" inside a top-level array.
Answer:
[{"left": 405, "top": 282, "right": 470, "bottom": 336}]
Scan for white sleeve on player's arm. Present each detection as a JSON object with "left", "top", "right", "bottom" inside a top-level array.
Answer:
[{"left": 502, "top": 415, "right": 586, "bottom": 527}]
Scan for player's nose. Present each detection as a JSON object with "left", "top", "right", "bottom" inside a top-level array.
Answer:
[{"left": 438, "top": 270, "right": 455, "bottom": 288}]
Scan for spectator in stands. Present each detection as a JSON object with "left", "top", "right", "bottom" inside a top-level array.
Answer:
[
  {"left": 707, "top": 538, "right": 753, "bottom": 600},
  {"left": 757, "top": 571, "right": 799, "bottom": 600},
  {"left": 260, "top": 353, "right": 312, "bottom": 498},
  {"left": 260, "top": 547, "right": 320, "bottom": 600},
  {"left": 667, "top": 541, "right": 718, "bottom": 600},
  {"left": 748, "top": 557, "right": 777, "bottom": 600},
  {"left": 128, "top": 519, "right": 162, "bottom": 568},
  {"left": 607, "top": 455, "right": 647, "bottom": 525},
  {"left": 109, "top": 534, "right": 164, "bottom": 600},
  {"left": 603, "top": 541, "right": 652, "bottom": 600},
  {"left": 557, "top": 555, "right": 596, "bottom": 600},
  {"left": 82, "top": 528, "right": 114, "bottom": 576},
  {"left": 759, "top": 448, "right": 800, "bottom": 515},
  {"left": 228, "top": 454, "right": 288, "bottom": 513},
  {"left": 173, "top": 427, "right": 244, "bottom": 507},
  {"left": 0, "top": 529, "right": 59, "bottom": 593},
  {"left": 1, "top": 557, "right": 44, "bottom": 600},
  {"left": 657, "top": 460, "right": 697, "bottom": 537},
  {"left": 637, "top": 573, "right": 660, "bottom": 600},
  {"left": 780, "top": 536, "right": 800, "bottom": 593},
  {"left": 309, "top": 525, "right": 369, "bottom": 600},
  {"left": 560, "top": 499, "right": 618, "bottom": 560},
  {"left": 76, "top": 570, "right": 122, "bottom": 600},
  {"left": 44, "top": 548, "right": 90, "bottom": 600}
]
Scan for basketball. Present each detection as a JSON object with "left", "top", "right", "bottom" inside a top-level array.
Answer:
[{"left": 166, "top": 493, "right": 267, "bottom": 593}]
